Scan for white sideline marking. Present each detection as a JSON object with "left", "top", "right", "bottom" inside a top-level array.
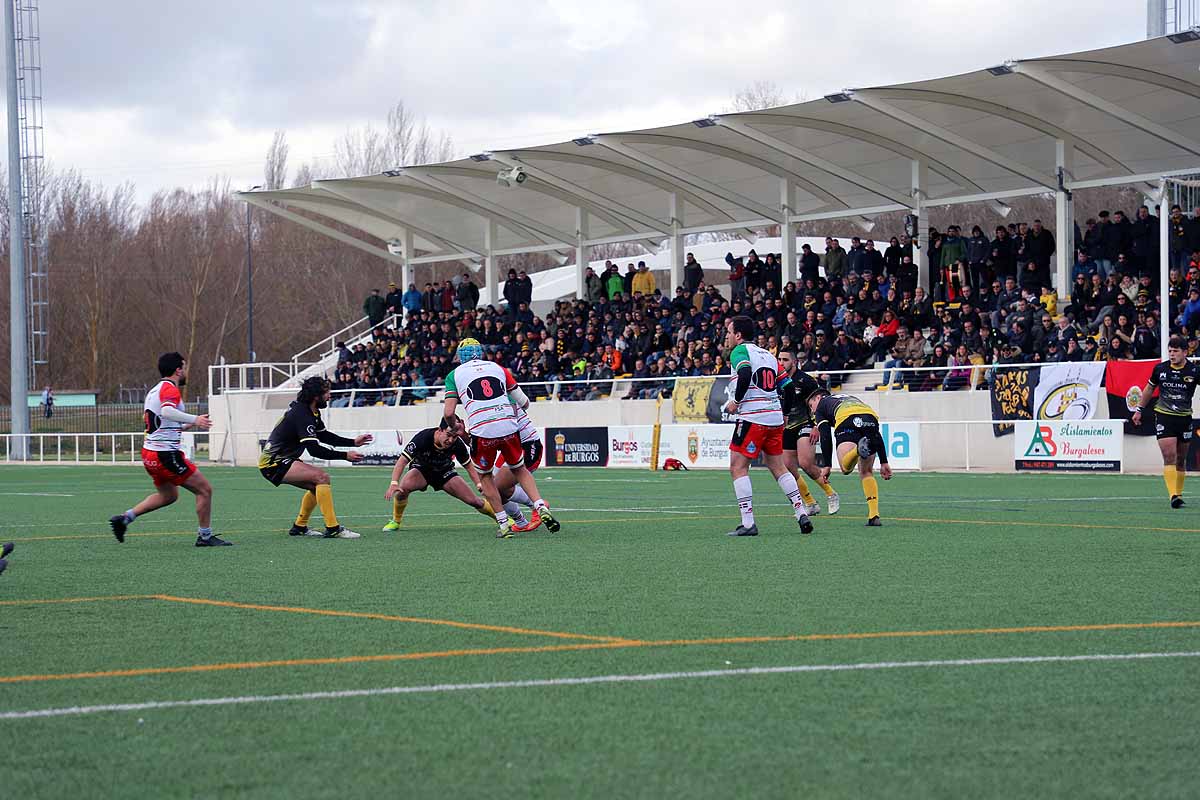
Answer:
[
  {"left": 3, "top": 650, "right": 1196, "bottom": 721},
  {"left": 0, "top": 492, "right": 74, "bottom": 497}
]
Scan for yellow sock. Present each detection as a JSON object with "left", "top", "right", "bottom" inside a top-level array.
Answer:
[
  {"left": 315, "top": 484, "right": 339, "bottom": 528},
  {"left": 392, "top": 497, "right": 408, "bottom": 524},
  {"left": 479, "top": 499, "right": 497, "bottom": 520},
  {"left": 862, "top": 476, "right": 880, "bottom": 519},
  {"left": 798, "top": 480, "right": 816, "bottom": 506},
  {"left": 819, "top": 480, "right": 835, "bottom": 497},
  {"left": 295, "top": 491, "right": 317, "bottom": 527},
  {"left": 1176, "top": 467, "right": 1186, "bottom": 497},
  {"left": 839, "top": 447, "right": 859, "bottom": 474},
  {"left": 1164, "top": 466, "right": 1178, "bottom": 498}
]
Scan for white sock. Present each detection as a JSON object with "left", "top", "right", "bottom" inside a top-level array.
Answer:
[
  {"left": 532, "top": 498, "right": 548, "bottom": 511},
  {"left": 733, "top": 475, "right": 754, "bottom": 527},
  {"left": 124, "top": 509, "right": 137, "bottom": 523},
  {"left": 777, "top": 472, "right": 806, "bottom": 520},
  {"left": 198, "top": 527, "right": 212, "bottom": 540},
  {"left": 510, "top": 486, "right": 534, "bottom": 507},
  {"left": 504, "top": 501, "right": 526, "bottom": 524},
  {"left": 495, "top": 509, "right": 509, "bottom": 525}
]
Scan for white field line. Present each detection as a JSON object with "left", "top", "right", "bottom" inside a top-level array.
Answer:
[
  {"left": 0, "top": 492, "right": 74, "bottom": 497},
  {"left": 3, "top": 650, "right": 1196, "bottom": 721}
]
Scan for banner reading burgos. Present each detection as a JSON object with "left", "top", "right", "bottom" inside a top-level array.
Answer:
[
  {"left": 1013, "top": 420, "right": 1122, "bottom": 472},
  {"left": 545, "top": 427, "right": 609, "bottom": 466}
]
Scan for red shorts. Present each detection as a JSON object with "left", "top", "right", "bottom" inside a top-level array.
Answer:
[
  {"left": 729, "top": 421, "right": 784, "bottom": 458},
  {"left": 470, "top": 432, "right": 525, "bottom": 471},
  {"left": 496, "top": 439, "right": 543, "bottom": 473},
  {"left": 142, "top": 447, "right": 196, "bottom": 487}
]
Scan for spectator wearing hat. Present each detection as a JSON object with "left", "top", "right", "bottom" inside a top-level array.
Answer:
[
  {"left": 726, "top": 253, "right": 746, "bottom": 300},
  {"left": 632, "top": 262, "right": 656, "bottom": 296},
  {"left": 385, "top": 282, "right": 404, "bottom": 316}
]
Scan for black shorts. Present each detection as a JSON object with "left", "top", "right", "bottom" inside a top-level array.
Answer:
[
  {"left": 783, "top": 424, "right": 815, "bottom": 450},
  {"left": 834, "top": 413, "right": 881, "bottom": 447},
  {"left": 259, "top": 459, "right": 294, "bottom": 486},
  {"left": 1155, "top": 413, "right": 1194, "bottom": 442},
  {"left": 415, "top": 464, "right": 459, "bottom": 492}
]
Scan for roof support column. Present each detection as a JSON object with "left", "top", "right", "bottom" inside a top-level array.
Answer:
[
  {"left": 400, "top": 228, "right": 415, "bottom": 317},
  {"left": 912, "top": 160, "right": 928, "bottom": 292},
  {"left": 779, "top": 179, "right": 796, "bottom": 282},
  {"left": 1160, "top": 178, "right": 1170, "bottom": 359},
  {"left": 482, "top": 220, "right": 499, "bottom": 308},
  {"left": 1054, "top": 140, "right": 1075, "bottom": 295},
  {"left": 669, "top": 193, "right": 685, "bottom": 294},
  {"left": 575, "top": 208, "right": 589, "bottom": 301}
]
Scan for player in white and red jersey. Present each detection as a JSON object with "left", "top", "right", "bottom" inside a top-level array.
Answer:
[
  {"left": 442, "top": 338, "right": 558, "bottom": 538},
  {"left": 488, "top": 403, "right": 544, "bottom": 532},
  {"left": 109, "top": 352, "right": 229, "bottom": 547}
]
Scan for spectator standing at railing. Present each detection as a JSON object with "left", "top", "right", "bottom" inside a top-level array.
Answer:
[
  {"left": 1169, "top": 205, "right": 1190, "bottom": 271},
  {"left": 363, "top": 288, "right": 387, "bottom": 327},
  {"left": 605, "top": 264, "right": 624, "bottom": 300},
  {"left": 584, "top": 266, "right": 604, "bottom": 304},
  {"left": 401, "top": 283, "right": 422, "bottom": 315},
  {"left": 684, "top": 252, "right": 704, "bottom": 292},
  {"left": 726, "top": 253, "right": 746, "bottom": 300},
  {"left": 1132, "top": 205, "right": 1160, "bottom": 274},
  {"left": 385, "top": 282, "right": 404, "bottom": 317},
  {"left": 632, "top": 262, "right": 656, "bottom": 296}
]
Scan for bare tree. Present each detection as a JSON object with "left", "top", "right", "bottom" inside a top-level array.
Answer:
[
  {"left": 264, "top": 130, "right": 289, "bottom": 190},
  {"left": 724, "top": 80, "right": 806, "bottom": 113}
]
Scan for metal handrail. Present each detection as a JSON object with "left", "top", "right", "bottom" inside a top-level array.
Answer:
[{"left": 290, "top": 313, "right": 402, "bottom": 367}]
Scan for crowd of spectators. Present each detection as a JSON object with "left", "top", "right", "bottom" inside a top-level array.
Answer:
[{"left": 331, "top": 204, "right": 1200, "bottom": 403}]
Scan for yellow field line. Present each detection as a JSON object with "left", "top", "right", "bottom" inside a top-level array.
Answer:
[
  {"left": 151, "top": 595, "right": 630, "bottom": 643},
  {"left": 0, "top": 594, "right": 156, "bottom": 607},
  {"left": 3, "top": 618, "right": 1197, "bottom": 685}
]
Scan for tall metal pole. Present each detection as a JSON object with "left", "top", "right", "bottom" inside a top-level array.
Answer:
[
  {"left": 245, "top": 186, "right": 261, "bottom": 388},
  {"left": 6, "top": 0, "right": 29, "bottom": 459}
]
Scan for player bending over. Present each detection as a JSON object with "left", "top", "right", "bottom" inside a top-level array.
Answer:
[
  {"left": 777, "top": 350, "right": 840, "bottom": 516},
  {"left": 259, "top": 376, "right": 370, "bottom": 539},
  {"left": 723, "top": 316, "right": 814, "bottom": 537},
  {"left": 808, "top": 389, "right": 892, "bottom": 526},
  {"left": 488, "top": 403, "right": 545, "bottom": 532},
  {"left": 110, "top": 352, "right": 228, "bottom": 547},
  {"left": 442, "top": 338, "right": 558, "bottom": 538},
  {"left": 1132, "top": 335, "right": 1200, "bottom": 508},
  {"left": 382, "top": 418, "right": 496, "bottom": 529},
  {"left": 0, "top": 541, "right": 13, "bottom": 576}
]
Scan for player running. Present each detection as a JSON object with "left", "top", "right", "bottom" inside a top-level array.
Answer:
[
  {"left": 259, "top": 376, "right": 371, "bottom": 539},
  {"left": 442, "top": 338, "right": 558, "bottom": 538},
  {"left": 808, "top": 389, "right": 892, "bottom": 526},
  {"left": 777, "top": 350, "right": 840, "bottom": 516},
  {"left": 723, "top": 316, "right": 814, "bottom": 537},
  {"left": 1132, "top": 335, "right": 1200, "bottom": 508},
  {"left": 490, "top": 403, "right": 544, "bottom": 532},
  {"left": 0, "top": 541, "right": 13, "bottom": 576},
  {"left": 109, "top": 352, "right": 228, "bottom": 547},
  {"left": 382, "top": 418, "right": 496, "bottom": 529}
]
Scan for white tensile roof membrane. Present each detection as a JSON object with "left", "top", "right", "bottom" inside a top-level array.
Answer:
[{"left": 242, "top": 35, "right": 1200, "bottom": 266}]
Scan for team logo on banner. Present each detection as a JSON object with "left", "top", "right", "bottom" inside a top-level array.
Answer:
[
  {"left": 1033, "top": 363, "right": 1105, "bottom": 421},
  {"left": 687, "top": 429, "right": 700, "bottom": 463},
  {"left": 1125, "top": 386, "right": 1142, "bottom": 413}
]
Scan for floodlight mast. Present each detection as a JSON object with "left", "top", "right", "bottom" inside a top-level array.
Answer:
[{"left": 5, "top": 0, "right": 29, "bottom": 460}]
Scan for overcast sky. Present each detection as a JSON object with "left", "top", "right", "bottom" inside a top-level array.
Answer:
[{"left": 8, "top": 0, "right": 1148, "bottom": 200}]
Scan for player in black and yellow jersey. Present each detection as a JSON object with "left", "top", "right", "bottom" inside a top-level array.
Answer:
[
  {"left": 1132, "top": 336, "right": 1200, "bottom": 508},
  {"left": 777, "top": 351, "right": 839, "bottom": 516},
  {"left": 807, "top": 389, "right": 892, "bottom": 526},
  {"left": 382, "top": 417, "right": 496, "bottom": 530},
  {"left": 259, "top": 376, "right": 372, "bottom": 538}
]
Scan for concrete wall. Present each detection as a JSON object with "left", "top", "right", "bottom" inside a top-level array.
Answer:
[{"left": 208, "top": 388, "right": 1167, "bottom": 473}]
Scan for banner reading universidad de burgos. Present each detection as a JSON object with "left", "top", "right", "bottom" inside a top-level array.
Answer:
[
  {"left": 673, "top": 377, "right": 716, "bottom": 424},
  {"left": 545, "top": 427, "right": 609, "bottom": 467},
  {"left": 990, "top": 365, "right": 1039, "bottom": 437},
  {"left": 1033, "top": 362, "right": 1105, "bottom": 421},
  {"left": 1013, "top": 420, "right": 1122, "bottom": 472}
]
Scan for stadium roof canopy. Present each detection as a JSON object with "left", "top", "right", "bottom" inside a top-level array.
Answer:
[{"left": 242, "top": 33, "right": 1200, "bottom": 302}]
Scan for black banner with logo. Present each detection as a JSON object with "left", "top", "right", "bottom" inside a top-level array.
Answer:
[
  {"left": 990, "top": 366, "right": 1039, "bottom": 437},
  {"left": 545, "top": 427, "right": 609, "bottom": 467},
  {"left": 705, "top": 376, "right": 736, "bottom": 424}
]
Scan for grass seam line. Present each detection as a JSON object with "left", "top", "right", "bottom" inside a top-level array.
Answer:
[{"left": 3, "top": 618, "right": 1197, "bottom": 685}]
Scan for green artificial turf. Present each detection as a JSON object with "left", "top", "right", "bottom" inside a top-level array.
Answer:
[{"left": 0, "top": 465, "right": 1197, "bottom": 798}]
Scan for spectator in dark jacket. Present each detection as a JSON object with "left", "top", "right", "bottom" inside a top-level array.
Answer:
[
  {"left": 363, "top": 289, "right": 387, "bottom": 326},
  {"left": 385, "top": 282, "right": 404, "bottom": 315},
  {"left": 456, "top": 274, "right": 481, "bottom": 310},
  {"left": 1131, "top": 205, "right": 1160, "bottom": 275},
  {"left": 966, "top": 226, "right": 991, "bottom": 289},
  {"left": 503, "top": 269, "right": 521, "bottom": 310},
  {"left": 799, "top": 244, "right": 820, "bottom": 284},
  {"left": 683, "top": 253, "right": 704, "bottom": 293},
  {"left": 1024, "top": 220, "right": 1055, "bottom": 287}
]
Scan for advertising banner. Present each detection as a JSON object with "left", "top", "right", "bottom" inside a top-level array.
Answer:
[
  {"left": 879, "top": 423, "right": 921, "bottom": 470},
  {"left": 352, "top": 430, "right": 407, "bottom": 466},
  {"left": 672, "top": 377, "right": 716, "bottom": 424},
  {"left": 545, "top": 427, "right": 609, "bottom": 466},
  {"left": 1013, "top": 420, "right": 1122, "bottom": 471},
  {"left": 1032, "top": 362, "right": 1105, "bottom": 421},
  {"left": 607, "top": 425, "right": 656, "bottom": 467}
]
